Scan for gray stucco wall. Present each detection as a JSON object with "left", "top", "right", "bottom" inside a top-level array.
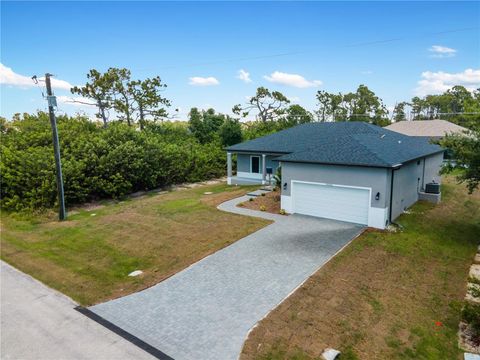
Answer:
[
  {"left": 423, "top": 152, "right": 443, "bottom": 185},
  {"left": 236, "top": 153, "right": 280, "bottom": 174},
  {"left": 390, "top": 152, "right": 443, "bottom": 220},
  {"left": 281, "top": 162, "right": 390, "bottom": 209},
  {"left": 390, "top": 159, "right": 424, "bottom": 220},
  {"left": 281, "top": 152, "right": 443, "bottom": 222}
]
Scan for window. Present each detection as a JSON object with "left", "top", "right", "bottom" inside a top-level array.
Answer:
[{"left": 251, "top": 156, "right": 260, "bottom": 173}]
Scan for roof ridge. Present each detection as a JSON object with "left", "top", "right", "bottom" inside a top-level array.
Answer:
[{"left": 346, "top": 134, "right": 392, "bottom": 166}]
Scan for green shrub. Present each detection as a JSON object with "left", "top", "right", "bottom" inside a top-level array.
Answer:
[
  {"left": 1, "top": 112, "right": 226, "bottom": 211},
  {"left": 462, "top": 303, "right": 480, "bottom": 340}
]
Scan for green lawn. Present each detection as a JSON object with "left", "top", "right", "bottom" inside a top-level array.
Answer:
[
  {"left": 1, "top": 183, "right": 270, "bottom": 305},
  {"left": 241, "top": 177, "right": 480, "bottom": 360}
]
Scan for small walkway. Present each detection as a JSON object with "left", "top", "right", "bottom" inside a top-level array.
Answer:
[
  {"left": 89, "top": 194, "right": 364, "bottom": 360},
  {"left": 0, "top": 261, "right": 155, "bottom": 360}
]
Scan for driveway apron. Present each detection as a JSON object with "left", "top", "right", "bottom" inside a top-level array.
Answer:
[{"left": 89, "top": 194, "right": 364, "bottom": 360}]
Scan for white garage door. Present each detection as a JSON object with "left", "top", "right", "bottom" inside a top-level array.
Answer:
[{"left": 292, "top": 182, "right": 370, "bottom": 225}]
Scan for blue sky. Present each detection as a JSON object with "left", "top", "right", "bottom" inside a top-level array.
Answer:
[{"left": 1, "top": 1, "right": 479, "bottom": 120}]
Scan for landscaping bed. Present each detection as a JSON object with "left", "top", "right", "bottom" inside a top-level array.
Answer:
[
  {"left": 0, "top": 183, "right": 270, "bottom": 305},
  {"left": 239, "top": 189, "right": 283, "bottom": 214},
  {"left": 241, "top": 176, "right": 480, "bottom": 360}
]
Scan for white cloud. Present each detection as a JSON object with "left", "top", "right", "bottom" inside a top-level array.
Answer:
[
  {"left": 287, "top": 96, "right": 300, "bottom": 103},
  {"left": 361, "top": 70, "right": 373, "bottom": 75},
  {"left": 414, "top": 68, "right": 480, "bottom": 96},
  {"left": 237, "top": 69, "right": 252, "bottom": 83},
  {"left": 428, "top": 45, "right": 457, "bottom": 58},
  {"left": 0, "top": 63, "right": 73, "bottom": 90},
  {"left": 188, "top": 76, "right": 219, "bottom": 86},
  {"left": 264, "top": 71, "right": 322, "bottom": 88}
]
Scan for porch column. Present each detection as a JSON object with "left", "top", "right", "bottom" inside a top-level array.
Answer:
[
  {"left": 227, "top": 152, "right": 232, "bottom": 185},
  {"left": 262, "top": 154, "right": 267, "bottom": 185}
]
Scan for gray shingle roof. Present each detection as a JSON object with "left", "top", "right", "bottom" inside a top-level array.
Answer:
[
  {"left": 385, "top": 119, "right": 468, "bottom": 138},
  {"left": 226, "top": 122, "right": 444, "bottom": 168}
]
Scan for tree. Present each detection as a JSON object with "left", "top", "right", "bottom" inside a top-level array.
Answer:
[
  {"left": 316, "top": 85, "right": 389, "bottom": 124},
  {"left": 109, "top": 68, "right": 136, "bottom": 126},
  {"left": 409, "top": 85, "right": 479, "bottom": 127},
  {"left": 188, "top": 108, "right": 226, "bottom": 144},
  {"left": 341, "top": 92, "right": 357, "bottom": 121},
  {"left": 351, "top": 84, "right": 388, "bottom": 124},
  {"left": 71, "top": 69, "right": 115, "bottom": 127},
  {"left": 281, "top": 104, "right": 313, "bottom": 128},
  {"left": 446, "top": 85, "right": 473, "bottom": 114},
  {"left": 74, "top": 68, "right": 171, "bottom": 127},
  {"left": 316, "top": 90, "right": 330, "bottom": 122},
  {"left": 315, "top": 91, "right": 344, "bottom": 122},
  {"left": 233, "top": 87, "right": 290, "bottom": 122},
  {"left": 441, "top": 125, "right": 479, "bottom": 193},
  {"left": 329, "top": 93, "right": 344, "bottom": 121},
  {"left": 392, "top": 102, "right": 408, "bottom": 122},
  {"left": 127, "top": 76, "right": 171, "bottom": 129},
  {"left": 219, "top": 117, "right": 242, "bottom": 147}
]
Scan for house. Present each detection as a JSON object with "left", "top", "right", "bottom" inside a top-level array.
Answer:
[
  {"left": 385, "top": 120, "right": 468, "bottom": 161},
  {"left": 226, "top": 122, "right": 444, "bottom": 229},
  {"left": 385, "top": 119, "right": 468, "bottom": 140}
]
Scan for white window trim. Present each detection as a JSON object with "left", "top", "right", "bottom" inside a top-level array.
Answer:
[{"left": 250, "top": 155, "right": 261, "bottom": 174}]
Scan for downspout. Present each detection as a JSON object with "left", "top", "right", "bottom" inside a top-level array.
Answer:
[{"left": 422, "top": 157, "right": 426, "bottom": 191}]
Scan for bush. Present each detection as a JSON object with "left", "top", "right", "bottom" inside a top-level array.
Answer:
[
  {"left": 1, "top": 112, "right": 227, "bottom": 211},
  {"left": 260, "top": 205, "right": 266, "bottom": 211},
  {"left": 462, "top": 303, "right": 480, "bottom": 342}
]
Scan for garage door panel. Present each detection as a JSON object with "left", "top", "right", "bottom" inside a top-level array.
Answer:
[{"left": 292, "top": 182, "right": 370, "bottom": 225}]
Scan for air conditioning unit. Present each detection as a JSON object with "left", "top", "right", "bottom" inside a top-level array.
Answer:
[{"left": 425, "top": 182, "right": 440, "bottom": 194}]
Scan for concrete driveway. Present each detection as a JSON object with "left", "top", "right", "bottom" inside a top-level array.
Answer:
[
  {"left": 0, "top": 261, "right": 155, "bottom": 360},
  {"left": 89, "top": 193, "right": 364, "bottom": 360}
]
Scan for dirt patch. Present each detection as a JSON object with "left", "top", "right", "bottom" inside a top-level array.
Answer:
[{"left": 239, "top": 190, "right": 282, "bottom": 214}]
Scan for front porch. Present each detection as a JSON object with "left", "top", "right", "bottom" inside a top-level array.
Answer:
[
  {"left": 228, "top": 176, "right": 276, "bottom": 187},
  {"left": 229, "top": 176, "right": 264, "bottom": 186},
  {"left": 227, "top": 152, "right": 278, "bottom": 186}
]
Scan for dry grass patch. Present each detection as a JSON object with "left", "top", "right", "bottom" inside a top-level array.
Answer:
[
  {"left": 1, "top": 183, "right": 270, "bottom": 305},
  {"left": 241, "top": 177, "right": 480, "bottom": 360}
]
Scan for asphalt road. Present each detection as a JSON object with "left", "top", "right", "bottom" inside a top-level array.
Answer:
[{"left": 0, "top": 261, "right": 155, "bottom": 360}]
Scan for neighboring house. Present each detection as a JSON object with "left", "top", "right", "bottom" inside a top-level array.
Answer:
[
  {"left": 385, "top": 119, "right": 468, "bottom": 140},
  {"left": 385, "top": 120, "right": 469, "bottom": 161},
  {"left": 226, "top": 122, "right": 444, "bottom": 229}
]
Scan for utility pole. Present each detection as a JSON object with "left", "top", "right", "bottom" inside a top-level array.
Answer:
[{"left": 45, "top": 73, "right": 67, "bottom": 220}]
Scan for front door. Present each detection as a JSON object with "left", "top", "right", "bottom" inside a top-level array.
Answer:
[{"left": 251, "top": 156, "right": 260, "bottom": 173}]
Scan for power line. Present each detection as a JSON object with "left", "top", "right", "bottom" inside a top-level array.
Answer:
[{"left": 134, "top": 26, "right": 479, "bottom": 71}]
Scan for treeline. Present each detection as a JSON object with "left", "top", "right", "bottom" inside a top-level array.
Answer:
[
  {"left": 316, "top": 85, "right": 480, "bottom": 128},
  {"left": 394, "top": 86, "right": 480, "bottom": 127},
  {"left": 315, "top": 85, "right": 389, "bottom": 126},
  {"left": 0, "top": 113, "right": 225, "bottom": 211}
]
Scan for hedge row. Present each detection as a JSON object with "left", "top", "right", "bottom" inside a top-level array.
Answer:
[{"left": 0, "top": 113, "right": 226, "bottom": 211}]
